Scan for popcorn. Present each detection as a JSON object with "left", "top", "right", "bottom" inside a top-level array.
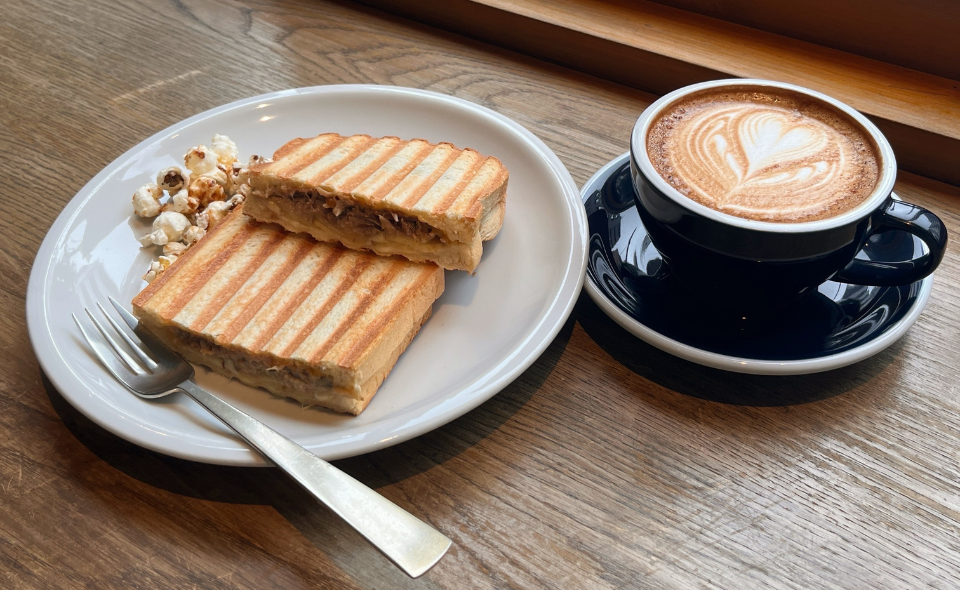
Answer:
[
  {"left": 184, "top": 145, "right": 219, "bottom": 176},
  {"left": 210, "top": 134, "right": 238, "bottom": 165},
  {"left": 157, "top": 166, "right": 185, "bottom": 193},
  {"left": 139, "top": 229, "right": 167, "bottom": 247},
  {"left": 144, "top": 254, "right": 180, "bottom": 282},
  {"left": 170, "top": 189, "right": 200, "bottom": 215},
  {"left": 227, "top": 163, "right": 244, "bottom": 194},
  {"left": 163, "top": 241, "right": 187, "bottom": 256},
  {"left": 132, "top": 184, "right": 162, "bottom": 217},
  {"left": 139, "top": 211, "right": 190, "bottom": 247},
  {"left": 217, "top": 162, "right": 234, "bottom": 192},
  {"left": 154, "top": 211, "right": 191, "bottom": 242},
  {"left": 139, "top": 134, "right": 245, "bottom": 282},
  {"left": 193, "top": 194, "right": 243, "bottom": 231},
  {"left": 234, "top": 155, "right": 268, "bottom": 189},
  {"left": 246, "top": 154, "right": 271, "bottom": 168},
  {"left": 198, "top": 199, "right": 232, "bottom": 230},
  {"left": 188, "top": 176, "right": 225, "bottom": 208},
  {"left": 206, "top": 165, "right": 230, "bottom": 188},
  {"left": 142, "top": 255, "right": 177, "bottom": 282},
  {"left": 143, "top": 260, "right": 162, "bottom": 283},
  {"left": 182, "top": 225, "right": 206, "bottom": 245}
]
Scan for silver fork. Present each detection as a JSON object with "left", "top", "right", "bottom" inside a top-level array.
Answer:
[{"left": 72, "top": 297, "right": 451, "bottom": 578}]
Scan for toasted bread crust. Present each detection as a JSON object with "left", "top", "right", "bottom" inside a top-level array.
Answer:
[
  {"left": 245, "top": 133, "right": 507, "bottom": 270},
  {"left": 132, "top": 206, "right": 444, "bottom": 414}
]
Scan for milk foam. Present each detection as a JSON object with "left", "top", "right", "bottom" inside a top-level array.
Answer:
[{"left": 647, "top": 90, "right": 880, "bottom": 222}]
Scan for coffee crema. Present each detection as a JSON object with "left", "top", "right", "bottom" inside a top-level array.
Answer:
[{"left": 646, "top": 87, "right": 881, "bottom": 223}]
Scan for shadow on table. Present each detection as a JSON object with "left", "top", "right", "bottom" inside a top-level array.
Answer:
[
  {"left": 43, "top": 311, "right": 575, "bottom": 501},
  {"left": 574, "top": 293, "right": 901, "bottom": 407},
  {"left": 44, "top": 312, "right": 574, "bottom": 585}
]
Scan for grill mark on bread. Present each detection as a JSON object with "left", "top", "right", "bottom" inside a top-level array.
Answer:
[
  {"left": 396, "top": 145, "right": 463, "bottom": 209},
  {"left": 300, "top": 135, "right": 379, "bottom": 186},
  {"left": 305, "top": 261, "right": 401, "bottom": 364},
  {"left": 463, "top": 160, "right": 508, "bottom": 218},
  {"left": 272, "top": 134, "right": 352, "bottom": 179},
  {"left": 430, "top": 152, "right": 487, "bottom": 216},
  {"left": 156, "top": 222, "right": 258, "bottom": 319},
  {"left": 216, "top": 238, "right": 315, "bottom": 345},
  {"left": 278, "top": 258, "right": 373, "bottom": 358},
  {"left": 374, "top": 143, "right": 455, "bottom": 208},
  {"left": 265, "top": 134, "right": 314, "bottom": 165},
  {"left": 364, "top": 140, "right": 435, "bottom": 202},
  {"left": 132, "top": 206, "right": 446, "bottom": 414},
  {"left": 256, "top": 134, "right": 507, "bottom": 219},
  {"left": 334, "top": 138, "right": 407, "bottom": 194},
  {"left": 248, "top": 246, "right": 345, "bottom": 352},
  {"left": 188, "top": 229, "right": 286, "bottom": 333},
  {"left": 246, "top": 134, "right": 509, "bottom": 270},
  {"left": 132, "top": 208, "right": 245, "bottom": 308},
  {"left": 468, "top": 172, "right": 500, "bottom": 217},
  {"left": 337, "top": 265, "right": 434, "bottom": 368},
  {"left": 267, "top": 134, "right": 344, "bottom": 177},
  {"left": 271, "top": 137, "right": 309, "bottom": 161}
]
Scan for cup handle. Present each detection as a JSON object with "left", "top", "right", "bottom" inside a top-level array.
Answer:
[{"left": 832, "top": 199, "right": 948, "bottom": 286}]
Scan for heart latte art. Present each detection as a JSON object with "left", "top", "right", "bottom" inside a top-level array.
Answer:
[{"left": 647, "top": 91, "right": 880, "bottom": 222}]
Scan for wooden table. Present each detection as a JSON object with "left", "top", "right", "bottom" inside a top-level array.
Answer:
[{"left": 3, "top": 1, "right": 959, "bottom": 588}]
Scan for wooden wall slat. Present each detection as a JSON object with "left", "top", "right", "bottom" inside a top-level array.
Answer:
[
  {"left": 649, "top": 0, "right": 960, "bottom": 81},
  {"left": 358, "top": 0, "right": 960, "bottom": 186}
]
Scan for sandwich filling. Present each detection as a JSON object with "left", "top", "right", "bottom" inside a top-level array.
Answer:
[
  {"left": 251, "top": 187, "right": 451, "bottom": 245},
  {"left": 159, "top": 326, "right": 338, "bottom": 395}
]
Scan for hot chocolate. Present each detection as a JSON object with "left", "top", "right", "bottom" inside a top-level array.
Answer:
[{"left": 646, "top": 87, "right": 881, "bottom": 223}]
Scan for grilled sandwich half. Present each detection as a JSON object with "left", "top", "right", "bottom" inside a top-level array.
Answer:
[
  {"left": 132, "top": 206, "right": 444, "bottom": 415},
  {"left": 241, "top": 133, "right": 508, "bottom": 272}
]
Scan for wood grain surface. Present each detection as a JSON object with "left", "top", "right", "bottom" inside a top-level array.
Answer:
[{"left": 2, "top": 0, "right": 960, "bottom": 588}]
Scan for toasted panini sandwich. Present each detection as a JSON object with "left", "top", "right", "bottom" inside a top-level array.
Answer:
[
  {"left": 241, "top": 133, "right": 508, "bottom": 272},
  {"left": 132, "top": 206, "right": 444, "bottom": 415}
]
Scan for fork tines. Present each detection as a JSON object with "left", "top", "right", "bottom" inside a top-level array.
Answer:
[{"left": 73, "top": 299, "right": 156, "bottom": 385}]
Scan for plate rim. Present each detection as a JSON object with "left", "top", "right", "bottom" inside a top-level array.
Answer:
[
  {"left": 26, "top": 84, "right": 588, "bottom": 465},
  {"left": 582, "top": 152, "right": 932, "bottom": 376}
]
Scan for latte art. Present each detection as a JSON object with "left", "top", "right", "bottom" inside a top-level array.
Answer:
[
  {"left": 682, "top": 106, "right": 841, "bottom": 207},
  {"left": 647, "top": 89, "right": 880, "bottom": 222}
]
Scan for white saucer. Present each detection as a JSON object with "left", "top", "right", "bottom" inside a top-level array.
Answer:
[{"left": 27, "top": 85, "right": 587, "bottom": 465}]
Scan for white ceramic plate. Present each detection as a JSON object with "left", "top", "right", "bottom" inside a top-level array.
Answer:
[{"left": 27, "top": 85, "right": 587, "bottom": 466}]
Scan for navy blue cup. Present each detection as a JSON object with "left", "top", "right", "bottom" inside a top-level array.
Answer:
[{"left": 630, "top": 79, "right": 948, "bottom": 310}]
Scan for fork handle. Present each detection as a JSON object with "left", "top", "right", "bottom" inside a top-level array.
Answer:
[{"left": 177, "top": 380, "right": 451, "bottom": 578}]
